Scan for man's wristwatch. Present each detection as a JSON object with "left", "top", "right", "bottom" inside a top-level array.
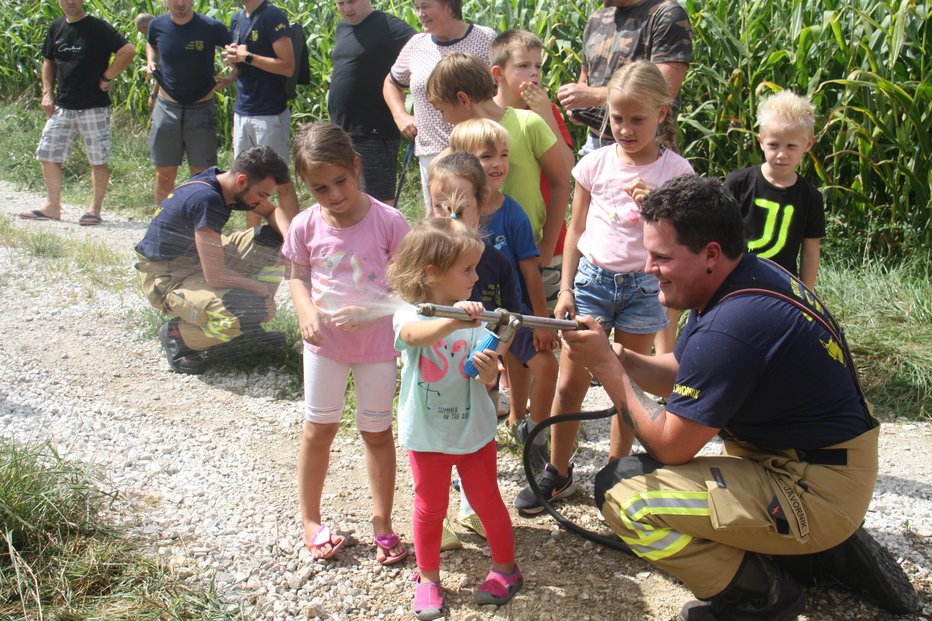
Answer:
[
  {"left": 101, "top": 74, "right": 112, "bottom": 82},
  {"left": 244, "top": 52, "right": 254, "bottom": 65}
]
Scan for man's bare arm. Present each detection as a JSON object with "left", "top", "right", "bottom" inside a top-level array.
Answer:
[
  {"left": 655, "top": 62, "right": 688, "bottom": 101},
  {"left": 563, "top": 317, "right": 718, "bottom": 464},
  {"left": 41, "top": 59, "right": 56, "bottom": 118}
]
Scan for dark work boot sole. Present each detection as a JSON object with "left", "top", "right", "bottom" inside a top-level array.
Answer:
[
  {"left": 814, "top": 526, "right": 919, "bottom": 614},
  {"left": 678, "top": 589, "right": 805, "bottom": 621},
  {"left": 159, "top": 320, "right": 207, "bottom": 375},
  {"left": 202, "top": 330, "right": 286, "bottom": 362}
]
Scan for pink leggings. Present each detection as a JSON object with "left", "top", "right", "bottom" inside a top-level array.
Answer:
[{"left": 409, "top": 440, "right": 514, "bottom": 573}]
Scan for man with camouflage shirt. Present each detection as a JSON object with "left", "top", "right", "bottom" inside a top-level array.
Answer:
[{"left": 557, "top": 0, "right": 692, "bottom": 156}]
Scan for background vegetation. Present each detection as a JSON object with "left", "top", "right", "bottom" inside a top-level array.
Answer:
[{"left": 0, "top": 0, "right": 927, "bottom": 262}]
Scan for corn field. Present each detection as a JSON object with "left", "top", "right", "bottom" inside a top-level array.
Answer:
[{"left": 0, "top": 0, "right": 928, "bottom": 262}]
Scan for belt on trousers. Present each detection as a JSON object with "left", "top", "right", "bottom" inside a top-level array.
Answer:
[{"left": 794, "top": 448, "right": 848, "bottom": 465}]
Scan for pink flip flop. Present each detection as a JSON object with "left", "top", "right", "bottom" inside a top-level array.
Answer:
[
  {"left": 304, "top": 524, "right": 345, "bottom": 559},
  {"left": 375, "top": 533, "right": 409, "bottom": 565}
]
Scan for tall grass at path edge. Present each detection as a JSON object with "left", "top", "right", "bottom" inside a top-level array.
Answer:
[{"left": 0, "top": 439, "right": 238, "bottom": 619}]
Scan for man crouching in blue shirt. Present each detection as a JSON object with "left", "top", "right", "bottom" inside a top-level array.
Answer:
[{"left": 134, "top": 146, "right": 292, "bottom": 374}]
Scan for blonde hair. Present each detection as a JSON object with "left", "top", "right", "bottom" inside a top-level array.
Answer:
[
  {"left": 427, "top": 150, "right": 489, "bottom": 219},
  {"left": 386, "top": 218, "right": 483, "bottom": 303},
  {"left": 606, "top": 61, "right": 677, "bottom": 152},
  {"left": 292, "top": 122, "right": 359, "bottom": 185},
  {"left": 757, "top": 90, "right": 816, "bottom": 135},
  {"left": 449, "top": 118, "right": 511, "bottom": 155},
  {"left": 426, "top": 52, "right": 496, "bottom": 106},
  {"left": 490, "top": 29, "right": 542, "bottom": 70}
]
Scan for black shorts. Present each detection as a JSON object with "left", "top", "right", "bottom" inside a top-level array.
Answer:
[{"left": 353, "top": 136, "right": 400, "bottom": 203}]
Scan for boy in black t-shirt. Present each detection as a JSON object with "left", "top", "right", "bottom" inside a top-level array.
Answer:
[{"left": 724, "top": 90, "right": 825, "bottom": 288}]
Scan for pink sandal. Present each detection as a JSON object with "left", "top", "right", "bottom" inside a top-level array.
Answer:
[
  {"left": 375, "top": 533, "right": 408, "bottom": 565},
  {"left": 303, "top": 523, "right": 345, "bottom": 559},
  {"left": 474, "top": 565, "right": 523, "bottom": 605}
]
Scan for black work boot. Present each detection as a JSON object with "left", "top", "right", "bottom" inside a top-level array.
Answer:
[
  {"left": 679, "top": 552, "right": 806, "bottom": 621},
  {"left": 783, "top": 526, "right": 918, "bottom": 614},
  {"left": 202, "top": 328, "right": 286, "bottom": 362},
  {"left": 158, "top": 319, "right": 207, "bottom": 375}
]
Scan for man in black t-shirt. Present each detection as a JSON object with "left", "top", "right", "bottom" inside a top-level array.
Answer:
[
  {"left": 329, "top": 0, "right": 415, "bottom": 204},
  {"left": 146, "top": 0, "right": 233, "bottom": 206},
  {"left": 21, "top": 0, "right": 134, "bottom": 225},
  {"left": 556, "top": 176, "right": 915, "bottom": 619}
]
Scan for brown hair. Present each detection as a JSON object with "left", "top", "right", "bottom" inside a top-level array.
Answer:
[
  {"left": 606, "top": 61, "right": 678, "bottom": 152},
  {"left": 230, "top": 145, "right": 290, "bottom": 185},
  {"left": 490, "top": 29, "right": 542, "bottom": 70},
  {"left": 386, "top": 218, "right": 483, "bottom": 303},
  {"left": 433, "top": 0, "right": 463, "bottom": 21},
  {"left": 426, "top": 52, "right": 496, "bottom": 106},
  {"left": 292, "top": 122, "right": 359, "bottom": 185}
]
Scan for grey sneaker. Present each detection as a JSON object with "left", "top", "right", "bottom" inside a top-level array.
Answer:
[
  {"left": 514, "top": 419, "right": 548, "bottom": 474},
  {"left": 514, "top": 463, "right": 577, "bottom": 515}
]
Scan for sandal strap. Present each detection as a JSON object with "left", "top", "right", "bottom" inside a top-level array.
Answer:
[
  {"left": 375, "top": 533, "right": 400, "bottom": 550},
  {"left": 310, "top": 523, "right": 333, "bottom": 547}
]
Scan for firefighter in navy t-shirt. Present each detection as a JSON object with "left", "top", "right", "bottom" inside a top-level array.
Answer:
[{"left": 560, "top": 176, "right": 915, "bottom": 619}]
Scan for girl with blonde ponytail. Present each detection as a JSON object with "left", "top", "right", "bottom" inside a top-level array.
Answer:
[{"left": 515, "top": 60, "right": 697, "bottom": 514}]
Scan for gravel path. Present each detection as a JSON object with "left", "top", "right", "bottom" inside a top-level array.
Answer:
[{"left": 0, "top": 180, "right": 929, "bottom": 620}]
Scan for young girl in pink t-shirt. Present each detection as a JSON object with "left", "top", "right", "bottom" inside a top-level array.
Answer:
[
  {"left": 283, "top": 122, "right": 411, "bottom": 564},
  {"left": 515, "top": 61, "right": 695, "bottom": 514}
]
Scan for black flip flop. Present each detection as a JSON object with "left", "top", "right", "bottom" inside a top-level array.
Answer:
[{"left": 19, "top": 209, "right": 60, "bottom": 221}]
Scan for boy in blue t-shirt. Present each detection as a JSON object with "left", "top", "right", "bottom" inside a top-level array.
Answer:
[
  {"left": 724, "top": 90, "right": 825, "bottom": 288},
  {"left": 448, "top": 120, "right": 559, "bottom": 473}
]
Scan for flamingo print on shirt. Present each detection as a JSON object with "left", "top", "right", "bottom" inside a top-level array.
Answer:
[{"left": 417, "top": 338, "right": 471, "bottom": 417}]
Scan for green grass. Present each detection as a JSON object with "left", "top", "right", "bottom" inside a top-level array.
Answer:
[
  {"left": 0, "top": 213, "right": 136, "bottom": 300},
  {"left": 0, "top": 440, "right": 238, "bottom": 619},
  {"left": 817, "top": 258, "right": 931, "bottom": 420}
]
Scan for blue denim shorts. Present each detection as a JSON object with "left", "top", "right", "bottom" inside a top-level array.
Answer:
[{"left": 573, "top": 256, "right": 668, "bottom": 334}]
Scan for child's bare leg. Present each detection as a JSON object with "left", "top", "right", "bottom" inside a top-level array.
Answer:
[
  {"left": 360, "top": 427, "right": 405, "bottom": 561},
  {"left": 298, "top": 420, "right": 341, "bottom": 557},
  {"left": 653, "top": 308, "right": 681, "bottom": 355},
  {"left": 505, "top": 353, "right": 531, "bottom": 426},
  {"left": 549, "top": 347, "right": 592, "bottom": 475},
  {"left": 527, "top": 351, "right": 558, "bottom": 425},
  {"left": 608, "top": 331, "right": 655, "bottom": 461}
]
